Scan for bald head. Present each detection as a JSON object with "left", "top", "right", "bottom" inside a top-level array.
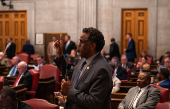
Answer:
[
  {"left": 121, "top": 54, "right": 128, "bottom": 65},
  {"left": 17, "top": 61, "right": 27, "bottom": 74},
  {"left": 0, "top": 52, "right": 4, "bottom": 61}
]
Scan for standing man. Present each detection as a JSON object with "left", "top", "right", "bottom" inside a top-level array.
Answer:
[
  {"left": 47, "top": 36, "right": 57, "bottom": 63},
  {"left": 54, "top": 27, "right": 113, "bottom": 109},
  {"left": 109, "top": 38, "right": 120, "bottom": 60},
  {"left": 124, "top": 33, "right": 136, "bottom": 62},
  {"left": 4, "top": 37, "right": 16, "bottom": 59},
  {"left": 21, "top": 40, "right": 35, "bottom": 56},
  {"left": 63, "top": 35, "right": 77, "bottom": 56}
]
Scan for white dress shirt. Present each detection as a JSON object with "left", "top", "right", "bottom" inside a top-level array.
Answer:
[
  {"left": 4, "top": 42, "right": 11, "bottom": 54},
  {"left": 15, "top": 73, "right": 24, "bottom": 86},
  {"left": 52, "top": 42, "right": 57, "bottom": 55},
  {"left": 7, "top": 65, "right": 18, "bottom": 77}
]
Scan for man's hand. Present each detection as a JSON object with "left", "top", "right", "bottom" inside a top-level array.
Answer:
[
  {"left": 54, "top": 34, "right": 63, "bottom": 58},
  {"left": 61, "top": 76, "right": 73, "bottom": 95}
]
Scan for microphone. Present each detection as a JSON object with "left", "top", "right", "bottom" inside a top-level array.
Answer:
[{"left": 65, "top": 64, "right": 71, "bottom": 81}]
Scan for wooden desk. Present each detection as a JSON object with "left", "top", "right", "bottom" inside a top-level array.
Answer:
[
  {"left": 0, "top": 65, "right": 6, "bottom": 75},
  {"left": 36, "top": 77, "right": 55, "bottom": 103},
  {"left": 6, "top": 76, "right": 16, "bottom": 85},
  {"left": 11, "top": 84, "right": 27, "bottom": 100}
]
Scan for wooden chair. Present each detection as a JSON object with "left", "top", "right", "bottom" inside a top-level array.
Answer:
[{"left": 23, "top": 99, "right": 59, "bottom": 109}]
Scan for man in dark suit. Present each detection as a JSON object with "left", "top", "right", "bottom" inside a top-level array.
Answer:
[
  {"left": 111, "top": 57, "right": 127, "bottom": 80},
  {"left": 7, "top": 56, "right": 20, "bottom": 77},
  {"left": 120, "top": 54, "right": 135, "bottom": 74},
  {"left": 109, "top": 38, "right": 120, "bottom": 60},
  {"left": 0, "top": 87, "right": 33, "bottom": 109},
  {"left": 118, "top": 72, "right": 160, "bottom": 109},
  {"left": 33, "top": 55, "right": 46, "bottom": 71},
  {"left": 124, "top": 33, "right": 136, "bottom": 62},
  {"left": 14, "top": 61, "right": 32, "bottom": 91},
  {"left": 21, "top": 40, "right": 35, "bottom": 56},
  {"left": 54, "top": 27, "right": 113, "bottom": 109},
  {"left": 63, "top": 35, "right": 77, "bottom": 56},
  {"left": 157, "top": 68, "right": 170, "bottom": 89},
  {"left": 4, "top": 37, "right": 16, "bottom": 59}
]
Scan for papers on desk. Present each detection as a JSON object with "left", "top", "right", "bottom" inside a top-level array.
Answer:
[{"left": 28, "top": 64, "right": 39, "bottom": 71}]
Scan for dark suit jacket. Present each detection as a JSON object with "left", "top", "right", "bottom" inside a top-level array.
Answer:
[
  {"left": 22, "top": 44, "right": 35, "bottom": 55},
  {"left": 126, "top": 39, "right": 136, "bottom": 60},
  {"left": 116, "top": 66, "right": 127, "bottom": 80},
  {"left": 109, "top": 42, "right": 120, "bottom": 60},
  {"left": 119, "top": 86, "right": 160, "bottom": 109},
  {"left": 120, "top": 62, "right": 135, "bottom": 73},
  {"left": 159, "top": 79, "right": 170, "bottom": 89},
  {"left": 63, "top": 41, "right": 77, "bottom": 54},
  {"left": 18, "top": 70, "right": 32, "bottom": 91},
  {"left": 18, "top": 100, "right": 33, "bottom": 109},
  {"left": 54, "top": 53, "right": 113, "bottom": 109},
  {"left": 6, "top": 42, "right": 16, "bottom": 59}
]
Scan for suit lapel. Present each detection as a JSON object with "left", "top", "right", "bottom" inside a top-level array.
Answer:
[{"left": 74, "top": 53, "right": 101, "bottom": 88}]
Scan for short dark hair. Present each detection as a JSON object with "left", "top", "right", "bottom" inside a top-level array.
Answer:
[
  {"left": 160, "top": 68, "right": 170, "bottom": 79},
  {"left": 0, "top": 87, "right": 16, "bottom": 101},
  {"left": 26, "top": 40, "right": 30, "bottom": 44},
  {"left": 82, "top": 27, "right": 105, "bottom": 52},
  {"left": 111, "top": 38, "right": 115, "bottom": 42},
  {"left": 142, "top": 50, "right": 146, "bottom": 53},
  {"left": 143, "top": 56, "right": 147, "bottom": 60},
  {"left": 37, "top": 55, "right": 44, "bottom": 59},
  {"left": 66, "top": 35, "right": 70, "bottom": 39},
  {"left": 112, "top": 56, "right": 119, "bottom": 63},
  {"left": 142, "top": 72, "right": 151, "bottom": 82},
  {"left": 127, "top": 33, "right": 132, "bottom": 37},
  {"left": 8, "top": 37, "right": 12, "bottom": 41}
]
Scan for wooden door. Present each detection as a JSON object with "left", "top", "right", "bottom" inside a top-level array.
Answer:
[
  {"left": 121, "top": 9, "right": 148, "bottom": 57},
  {"left": 0, "top": 11, "right": 27, "bottom": 53}
]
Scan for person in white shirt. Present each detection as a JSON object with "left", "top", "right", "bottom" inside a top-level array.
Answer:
[
  {"left": 7, "top": 56, "right": 20, "bottom": 77},
  {"left": 47, "top": 36, "right": 57, "bottom": 64}
]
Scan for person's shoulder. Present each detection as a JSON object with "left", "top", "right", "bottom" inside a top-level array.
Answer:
[
  {"left": 149, "top": 86, "right": 160, "bottom": 92},
  {"left": 18, "top": 100, "right": 33, "bottom": 109}
]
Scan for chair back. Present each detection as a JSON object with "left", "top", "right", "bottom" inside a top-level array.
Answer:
[
  {"left": 156, "top": 102, "right": 170, "bottom": 109},
  {"left": 23, "top": 99, "right": 59, "bottom": 109},
  {"left": 126, "top": 69, "right": 131, "bottom": 81},
  {"left": 147, "top": 56, "right": 153, "bottom": 65},
  {"left": 28, "top": 69, "right": 39, "bottom": 91},
  {"left": 16, "top": 52, "right": 29, "bottom": 64},
  {"left": 150, "top": 84, "right": 169, "bottom": 103},
  {"left": 30, "top": 54, "right": 40, "bottom": 60},
  {"left": 0, "top": 76, "right": 4, "bottom": 91},
  {"left": 39, "top": 64, "right": 60, "bottom": 91}
]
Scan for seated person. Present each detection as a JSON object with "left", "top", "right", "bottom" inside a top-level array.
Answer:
[
  {"left": 137, "top": 56, "right": 150, "bottom": 70},
  {"left": 0, "top": 52, "right": 10, "bottom": 67},
  {"left": 111, "top": 57, "right": 127, "bottom": 80},
  {"left": 32, "top": 55, "right": 45, "bottom": 71},
  {"left": 120, "top": 54, "right": 135, "bottom": 74},
  {"left": 66, "top": 49, "right": 79, "bottom": 66},
  {"left": 0, "top": 87, "right": 33, "bottom": 109},
  {"left": 7, "top": 56, "right": 20, "bottom": 77},
  {"left": 118, "top": 72, "right": 160, "bottom": 109},
  {"left": 13, "top": 61, "right": 32, "bottom": 91},
  {"left": 109, "top": 63, "right": 121, "bottom": 93},
  {"left": 140, "top": 50, "right": 147, "bottom": 57},
  {"left": 151, "top": 68, "right": 170, "bottom": 89},
  {"left": 157, "top": 57, "right": 170, "bottom": 71}
]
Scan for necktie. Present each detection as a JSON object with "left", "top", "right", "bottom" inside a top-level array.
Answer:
[
  {"left": 65, "top": 42, "right": 69, "bottom": 50},
  {"left": 13, "top": 74, "right": 21, "bottom": 86},
  {"left": 73, "top": 61, "right": 86, "bottom": 88},
  {"left": 128, "top": 89, "right": 141, "bottom": 109},
  {"left": 10, "top": 66, "right": 16, "bottom": 76}
]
